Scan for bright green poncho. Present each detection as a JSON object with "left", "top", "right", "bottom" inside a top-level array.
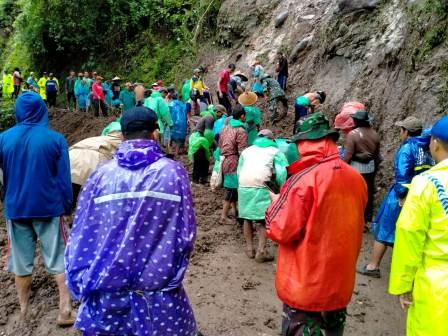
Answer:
[{"left": 188, "top": 131, "right": 211, "bottom": 161}]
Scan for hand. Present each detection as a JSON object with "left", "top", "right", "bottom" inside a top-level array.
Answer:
[
  {"left": 399, "top": 292, "right": 413, "bottom": 310},
  {"left": 269, "top": 192, "right": 279, "bottom": 202}
]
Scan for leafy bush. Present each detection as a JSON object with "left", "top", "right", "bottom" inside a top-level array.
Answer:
[{"left": 1, "top": 0, "right": 222, "bottom": 82}]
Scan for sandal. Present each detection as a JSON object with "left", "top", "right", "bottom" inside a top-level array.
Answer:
[{"left": 356, "top": 264, "right": 381, "bottom": 278}]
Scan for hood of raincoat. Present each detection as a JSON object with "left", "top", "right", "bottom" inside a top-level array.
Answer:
[
  {"left": 115, "top": 139, "right": 164, "bottom": 170},
  {"left": 15, "top": 91, "right": 49, "bottom": 126},
  {"left": 288, "top": 138, "right": 339, "bottom": 175}
]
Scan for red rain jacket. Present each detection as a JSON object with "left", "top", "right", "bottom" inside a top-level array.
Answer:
[
  {"left": 266, "top": 138, "right": 367, "bottom": 312},
  {"left": 92, "top": 82, "right": 105, "bottom": 101}
]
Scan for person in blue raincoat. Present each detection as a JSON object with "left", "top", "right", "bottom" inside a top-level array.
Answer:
[
  {"left": 74, "top": 77, "right": 90, "bottom": 112},
  {"left": 169, "top": 95, "right": 188, "bottom": 156},
  {"left": 358, "top": 116, "right": 434, "bottom": 278}
]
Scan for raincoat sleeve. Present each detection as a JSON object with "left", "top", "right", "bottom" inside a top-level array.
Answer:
[
  {"left": 273, "top": 152, "right": 288, "bottom": 187},
  {"left": 160, "top": 100, "right": 173, "bottom": 127},
  {"left": 57, "top": 136, "right": 73, "bottom": 215},
  {"left": 389, "top": 175, "right": 431, "bottom": 295},
  {"left": 266, "top": 180, "right": 313, "bottom": 244},
  {"left": 394, "top": 144, "right": 414, "bottom": 199}
]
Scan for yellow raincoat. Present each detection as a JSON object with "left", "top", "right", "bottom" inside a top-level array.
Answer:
[
  {"left": 2, "top": 73, "right": 14, "bottom": 97},
  {"left": 37, "top": 76, "right": 48, "bottom": 100},
  {"left": 389, "top": 158, "right": 448, "bottom": 336}
]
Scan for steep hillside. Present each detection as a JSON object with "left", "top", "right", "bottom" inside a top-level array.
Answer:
[{"left": 205, "top": 0, "right": 447, "bottom": 166}]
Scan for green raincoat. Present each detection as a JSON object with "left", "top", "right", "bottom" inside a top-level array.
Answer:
[
  {"left": 237, "top": 137, "right": 288, "bottom": 220},
  {"left": 188, "top": 131, "right": 211, "bottom": 162},
  {"left": 389, "top": 159, "right": 448, "bottom": 336},
  {"left": 101, "top": 118, "right": 121, "bottom": 136},
  {"left": 144, "top": 91, "right": 173, "bottom": 134},
  {"left": 243, "top": 105, "right": 262, "bottom": 145}
]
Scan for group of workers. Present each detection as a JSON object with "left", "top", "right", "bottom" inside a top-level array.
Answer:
[{"left": 0, "top": 54, "right": 447, "bottom": 336}]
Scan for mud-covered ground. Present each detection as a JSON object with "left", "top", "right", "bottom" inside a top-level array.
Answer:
[{"left": 0, "top": 109, "right": 405, "bottom": 335}]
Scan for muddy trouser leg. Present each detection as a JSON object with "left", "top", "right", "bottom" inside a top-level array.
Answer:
[
  {"left": 100, "top": 100, "right": 108, "bottom": 117},
  {"left": 282, "top": 305, "right": 346, "bottom": 336},
  {"left": 218, "top": 92, "right": 232, "bottom": 113},
  {"left": 93, "top": 99, "right": 100, "bottom": 117},
  {"left": 281, "top": 305, "right": 323, "bottom": 336},
  {"left": 193, "top": 148, "right": 207, "bottom": 183},
  {"left": 269, "top": 99, "right": 278, "bottom": 123},
  {"left": 361, "top": 172, "right": 376, "bottom": 223}
]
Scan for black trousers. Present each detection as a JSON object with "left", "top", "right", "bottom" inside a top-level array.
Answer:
[
  {"left": 12, "top": 85, "right": 20, "bottom": 99},
  {"left": 217, "top": 92, "right": 232, "bottom": 113},
  {"left": 47, "top": 92, "right": 57, "bottom": 107},
  {"left": 282, "top": 305, "right": 346, "bottom": 336},
  {"left": 93, "top": 99, "right": 108, "bottom": 117},
  {"left": 361, "top": 172, "right": 376, "bottom": 223},
  {"left": 192, "top": 148, "right": 209, "bottom": 183}
]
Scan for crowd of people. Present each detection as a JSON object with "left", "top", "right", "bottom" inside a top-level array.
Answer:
[{"left": 0, "top": 53, "right": 447, "bottom": 336}]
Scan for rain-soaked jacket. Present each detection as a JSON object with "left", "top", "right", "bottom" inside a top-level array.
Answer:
[
  {"left": 0, "top": 92, "right": 72, "bottom": 219},
  {"left": 2, "top": 73, "right": 14, "bottom": 97},
  {"left": 144, "top": 91, "right": 173, "bottom": 134},
  {"left": 373, "top": 135, "right": 433, "bottom": 244},
  {"left": 69, "top": 133, "right": 122, "bottom": 186},
  {"left": 266, "top": 138, "right": 367, "bottom": 311},
  {"left": 389, "top": 159, "right": 448, "bottom": 336},
  {"left": 65, "top": 139, "right": 197, "bottom": 335},
  {"left": 237, "top": 137, "right": 288, "bottom": 220}
]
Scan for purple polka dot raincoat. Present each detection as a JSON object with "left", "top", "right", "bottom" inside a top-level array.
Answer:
[{"left": 65, "top": 139, "right": 197, "bottom": 335}]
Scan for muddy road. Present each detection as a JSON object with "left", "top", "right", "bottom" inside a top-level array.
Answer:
[{"left": 0, "top": 111, "right": 405, "bottom": 335}]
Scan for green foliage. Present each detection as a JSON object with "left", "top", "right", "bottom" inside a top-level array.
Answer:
[
  {"left": 0, "top": 99, "right": 16, "bottom": 131},
  {"left": 407, "top": 0, "right": 448, "bottom": 63},
  {"left": 1, "top": 0, "right": 222, "bottom": 82}
]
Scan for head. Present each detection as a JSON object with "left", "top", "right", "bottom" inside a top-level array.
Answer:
[
  {"left": 228, "top": 63, "right": 236, "bottom": 74},
  {"left": 352, "top": 110, "right": 372, "bottom": 128},
  {"left": 14, "top": 67, "right": 20, "bottom": 72},
  {"left": 15, "top": 91, "right": 48, "bottom": 126},
  {"left": 126, "top": 82, "right": 133, "bottom": 91},
  {"left": 43, "top": 72, "right": 48, "bottom": 78},
  {"left": 120, "top": 106, "right": 159, "bottom": 141},
  {"left": 49, "top": 73, "right": 54, "bottom": 79},
  {"left": 215, "top": 104, "right": 227, "bottom": 118},
  {"left": 77, "top": 72, "right": 83, "bottom": 78},
  {"left": 277, "top": 51, "right": 283, "bottom": 59},
  {"left": 429, "top": 116, "right": 448, "bottom": 163},
  {"left": 159, "top": 87, "right": 168, "bottom": 98},
  {"left": 395, "top": 116, "right": 423, "bottom": 142},
  {"left": 316, "top": 91, "right": 326, "bottom": 104},
  {"left": 258, "top": 129, "right": 275, "bottom": 140},
  {"left": 70, "top": 70, "right": 75, "bottom": 77},
  {"left": 84, "top": 71, "right": 89, "bottom": 78},
  {"left": 232, "top": 104, "right": 246, "bottom": 122},
  {"left": 291, "top": 112, "right": 340, "bottom": 144},
  {"left": 134, "top": 84, "right": 146, "bottom": 102},
  {"left": 193, "top": 68, "right": 201, "bottom": 77},
  {"left": 96, "top": 76, "right": 103, "bottom": 83},
  {"left": 30, "top": 72, "right": 35, "bottom": 77}
]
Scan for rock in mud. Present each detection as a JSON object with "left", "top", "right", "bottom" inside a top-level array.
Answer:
[
  {"left": 290, "top": 35, "right": 313, "bottom": 62},
  {"left": 275, "top": 11, "right": 289, "bottom": 28},
  {"left": 337, "top": 0, "right": 381, "bottom": 14}
]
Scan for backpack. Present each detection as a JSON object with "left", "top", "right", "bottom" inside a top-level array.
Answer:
[{"left": 46, "top": 79, "right": 58, "bottom": 93}]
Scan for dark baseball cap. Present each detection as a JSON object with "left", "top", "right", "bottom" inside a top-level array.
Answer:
[{"left": 120, "top": 106, "right": 159, "bottom": 134}]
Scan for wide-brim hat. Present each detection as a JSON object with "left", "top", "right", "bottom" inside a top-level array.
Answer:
[
  {"left": 238, "top": 92, "right": 258, "bottom": 106},
  {"left": 234, "top": 71, "right": 248, "bottom": 82},
  {"left": 291, "top": 112, "right": 340, "bottom": 142},
  {"left": 112, "top": 76, "right": 121, "bottom": 81}
]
